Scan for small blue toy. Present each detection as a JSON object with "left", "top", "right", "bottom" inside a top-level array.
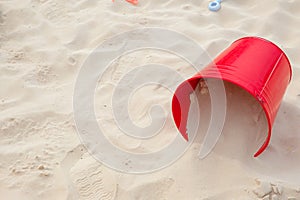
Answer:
[{"left": 209, "top": 0, "right": 222, "bottom": 12}]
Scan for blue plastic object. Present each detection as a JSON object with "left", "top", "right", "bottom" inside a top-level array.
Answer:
[{"left": 209, "top": 1, "right": 221, "bottom": 12}]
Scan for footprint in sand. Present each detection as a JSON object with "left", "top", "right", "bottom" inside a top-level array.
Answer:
[
  {"left": 60, "top": 145, "right": 116, "bottom": 200},
  {"left": 24, "top": 65, "right": 56, "bottom": 86},
  {"left": 0, "top": 11, "right": 6, "bottom": 25},
  {"left": 69, "top": 154, "right": 117, "bottom": 200}
]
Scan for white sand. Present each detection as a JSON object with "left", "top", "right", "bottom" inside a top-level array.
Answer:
[{"left": 1, "top": 0, "right": 300, "bottom": 199}]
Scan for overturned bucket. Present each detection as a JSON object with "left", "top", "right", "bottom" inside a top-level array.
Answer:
[{"left": 172, "top": 37, "right": 292, "bottom": 157}]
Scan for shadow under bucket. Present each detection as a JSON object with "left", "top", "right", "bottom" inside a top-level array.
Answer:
[{"left": 172, "top": 37, "right": 292, "bottom": 157}]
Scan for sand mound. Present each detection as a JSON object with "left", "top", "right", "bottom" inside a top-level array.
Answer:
[{"left": 195, "top": 79, "right": 267, "bottom": 160}]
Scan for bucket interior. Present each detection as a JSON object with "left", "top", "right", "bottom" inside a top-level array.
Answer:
[{"left": 190, "top": 78, "right": 269, "bottom": 158}]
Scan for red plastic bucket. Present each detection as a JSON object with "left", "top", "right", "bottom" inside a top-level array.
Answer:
[{"left": 172, "top": 37, "right": 292, "bottom": 157}]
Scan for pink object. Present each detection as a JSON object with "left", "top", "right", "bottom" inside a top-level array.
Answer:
[
  {"left": 126, "top": 0, "right": 138, "bottom": 5},
  {"left": 172, "top": 37, "right": 292, "bottom": 157},
  {"left": 112, "top": 0, "right": 138, "bottom": 5}
]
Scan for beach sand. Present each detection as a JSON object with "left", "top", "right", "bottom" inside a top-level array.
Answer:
[{"left": 1, "top": 0, "right": 300, "bottom": 199}]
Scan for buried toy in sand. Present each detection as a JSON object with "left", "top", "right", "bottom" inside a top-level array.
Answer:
[{"left": 172, "top": 37, "right": 292, "bottom": 158}]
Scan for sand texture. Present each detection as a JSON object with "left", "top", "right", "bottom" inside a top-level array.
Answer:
[{"left": 1, "top": 0, "right": 300, "bottom": 199}]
